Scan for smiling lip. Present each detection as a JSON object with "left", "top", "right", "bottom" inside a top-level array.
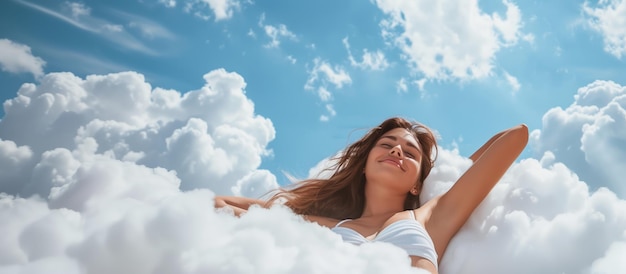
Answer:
[{"left": 380, "top": 158, "right": 404, "bottom": 171}]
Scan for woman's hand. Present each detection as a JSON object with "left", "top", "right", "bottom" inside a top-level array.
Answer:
[{"left": 213, "top": 196, "right": 269, "bottom": 216}]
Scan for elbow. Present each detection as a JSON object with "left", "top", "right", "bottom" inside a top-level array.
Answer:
[
  {"left": 214, "top": 196, "right": 226, "bottom": 208},
  {"left": 514, "top": 123, "right": 529, "bottom": 147},
  {"left": 518, "top": 123, "right": 529, "bottom": 138}
]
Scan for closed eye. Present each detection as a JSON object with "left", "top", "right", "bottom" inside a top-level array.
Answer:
[
  {"left": 381, "top": 142, "right": 416, "bottom": 159},
  {"left": 378, "top": 135, "right": 422, "bottom": 160}
]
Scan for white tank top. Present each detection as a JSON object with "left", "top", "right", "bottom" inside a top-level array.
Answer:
[{"left": 331, "top": 210, "right": 438, "bottom": 268}]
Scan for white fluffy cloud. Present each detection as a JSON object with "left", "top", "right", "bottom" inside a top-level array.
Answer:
[
  {"left": 375, "top": 0, "right": 525, "bottom": 81},
  {"left": 0, "top": 69, "right": 276, "bottom": 198},
  {"left": 0, "top": 191, "right": 430, "bottom": 274},
  {"left": 530, "top": 80, "right": 626, "bottom": 197},
  {"left": 0, "top": 69, "right": 432, "bottom": 273},
  {"left": 303, "top": 141, "right": 626, "bottom": 273},
  {"left": 583, "top": 0, "right": 626, "bottom": 59},
  {"left": 425, "top": 149, "right": 626, "bottom": 273},
  {"left": 0, "top": 39, "right": 46, "bottom": 78},
  {"left": 2, "top": 69, "right": 625, "bottom": 273}
]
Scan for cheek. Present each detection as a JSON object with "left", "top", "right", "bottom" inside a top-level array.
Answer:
[
  {"left": 364, "top": 154, "right": 376, "bottom": 172},
  {"left": 409, "top": 161, "right": 422, "bottom": 177},
  {"left": 365, "top": 148, "right": 381, "bottom": 164}
]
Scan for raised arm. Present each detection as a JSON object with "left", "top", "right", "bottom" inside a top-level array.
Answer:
[
  {"left": 214, "top": 196, "right": 270, "bottom": 216},
  {"left": 425, "top": 124, "right": 529, "bottom": 257}
]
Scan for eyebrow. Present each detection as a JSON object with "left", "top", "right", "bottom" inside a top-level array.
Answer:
[{"left": 380, "top": 135, "right": 422, "bottom": 154}]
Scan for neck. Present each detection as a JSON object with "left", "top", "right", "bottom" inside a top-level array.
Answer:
[{"left": 360, "top": 182, "right": 406, "bottom": 218}]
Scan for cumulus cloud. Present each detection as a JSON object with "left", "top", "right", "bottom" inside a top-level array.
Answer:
[
  {"left": 426, "top": 149, "right": 626, "bottom": 273},
  {"left": 530, "top": 80, "right": 626, "bottom": 197},
  {"left": 2, "top": 69, "right": 625, "bottom": 273},
  {"left": 375, "top": 0, "right": 525, "bottom": 81},
  {"left": 0, "top": 192, "right": 430, "bottom": 274},
  {"left": 302, "top": 139, "right": 626, "bottom": 273},
  {"left": 0, "top": 69, "right": 276, "bottom": 198},
  {"left": 0, "top": 39, "right": 46, "bottom": 78},
  {"left": 0, "top": 69, "right": 433, "bottom": 273},
  {"left": 583, "top": 0, "right": 626, "bottom": 59}
]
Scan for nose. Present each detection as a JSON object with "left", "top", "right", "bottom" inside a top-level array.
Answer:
[{"left": 389, "top": 145, "right": 403, "bottom": 157}]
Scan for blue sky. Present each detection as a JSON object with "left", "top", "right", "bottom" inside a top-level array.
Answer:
[
  {"left": 3, "top": 0, "right": 624, "bottom": 185},
  {"left": 2, "top": 1, "right": 626, "bottom": 273}
]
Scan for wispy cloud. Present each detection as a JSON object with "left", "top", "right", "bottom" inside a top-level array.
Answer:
[
  {"left": 113, "top": 10, "right": 177, "bottom": 40},
  {"left": 12, "top": 0, "right": 174, "bottom": 55},
  {"left": 304, "top": 58, "right": 351, "bottom": 122},
  {"left": 503, "top": 71, "right": 521, "bottom": 93},
  {"left": 343, "top": 37, "right": 389, "bottom": 71},
  {"left": 305, "top": 58, "right": 352, "bottom": 91},
  {"left": 258, "top": 14, "right": 297, "bottom": 48},
  {"left": 41, "top": 46, "right": 132, "bottom": 75},
  {"left": 13, "top": 0, "right": 96, "bottom": 32}
]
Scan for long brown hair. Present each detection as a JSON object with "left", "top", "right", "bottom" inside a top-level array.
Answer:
[{"left": 268, "top": 117, "right": 438, "bottom": 220}]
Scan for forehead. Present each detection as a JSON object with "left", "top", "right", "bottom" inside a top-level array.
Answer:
[{"left": 381, "top": 128, "right": 420, "bottom": 149}]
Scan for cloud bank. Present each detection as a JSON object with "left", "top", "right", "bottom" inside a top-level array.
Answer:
[
  {"left": 0, "top": 69, "right": 427, "bottom": 274},
  {"left": 1, "top": 69, "right": 625, "bottom": 273},
  {"left": 0, "top": 69, "right": 276, "bottom": 198},
  {"left": 530, "top": 80, "right": 626, "bottom": 197},
  {"left": 422, "top": 149, "right": 626, "bottom": 274}
]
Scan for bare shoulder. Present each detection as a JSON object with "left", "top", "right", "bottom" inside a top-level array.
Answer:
[{"left": 304, "top": 215, "right": 341, "bottom": 228}]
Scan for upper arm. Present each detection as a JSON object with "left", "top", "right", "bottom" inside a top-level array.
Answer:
[{"left": 427, "top": 124, "right": 529, "bottom": 248}]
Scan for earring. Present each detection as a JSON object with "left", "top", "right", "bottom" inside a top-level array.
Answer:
[{"left": 410, "top": 188, "right": 418, "bottom": 195}]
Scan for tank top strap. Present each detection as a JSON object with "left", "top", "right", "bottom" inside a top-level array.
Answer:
[
  {"left": 334, "top": 219, "right": 352, "bottom": 228},
  {"left": 408, "top": 210, "right": 416, "bottom": 220}
]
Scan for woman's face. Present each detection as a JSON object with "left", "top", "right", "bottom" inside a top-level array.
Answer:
[{"left": 364, "top": 128, "right": 422, "bottom": 194}]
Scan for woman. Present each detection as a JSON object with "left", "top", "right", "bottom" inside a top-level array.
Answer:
[{"left": 214, "top": 117, "right": 529, "bottom": 273}]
